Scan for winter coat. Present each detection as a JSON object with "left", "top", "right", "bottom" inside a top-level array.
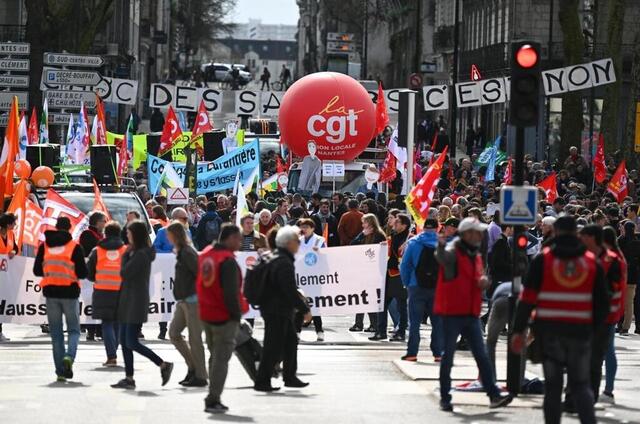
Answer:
[
  {"left": 117, "top": 246, "right": 156, "bottom": 324},
  {"left": 173, "top": 245, "right": 199, "bottom": 300}
]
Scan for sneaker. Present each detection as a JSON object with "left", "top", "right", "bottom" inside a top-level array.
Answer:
[
  {"left": 182, "top": 377, "right": 208, "bottom": 387},
  {"left": 157, "top": 330, "right": 167, "bottom": 340},
  {"left": 284, "top": 378, "right": 309, "bottom": 388},
  {"left": 489, "top": 393, "right": 513, "bottom": 409},
  {"left": 102, "top": 358, "right": 118, "bottom": 367},
  {"left": 0, "top": 333, "right": 9, "bottom": 342},
  {"left": 41, "top": 324, "right": 50, "bottom": 334},
  {"left": 601, "top": 392, "right": 615, "bottom": 404},
  {"left": 204, "top": 400, "right": 229, "bottom": 414},
  {"left": 440, "top": 400, "right": 453, "bottom": 412},
  {"left": 62, "top": 355, "right": 74, "bottom": 379},
  {"left": 619, "top": 331, "right": 630, "bottom": 337},
  {"left": 254, "top": 384, "right": 281, "bottom": 392},
  {"left": 316, "top": 331, "right": 325, "bottom": 342},
  {"left": 368, "top": 334, "right": 388, "bottom": 341},
  {"left": 635, "top": 328, "right": 640, "bottom": 335},
  {"left": 364, "top": 325, "right": 377, "bottom": 333},
  {"left": 160, "top": 362, "right": 174, "bottom": 386},
  {"left": 111, "top": 378, "right": 136, "bottom": 389},
  {"left": 401, "top": 355, "right": 418, "bottom": 362},
  {"left": 389, "top": 333, "right": 405, "bottom": 342},
  {"left": 56, "top": 376, "right": 66, "bottom": 383},
  {"left": 179, "top": 370, "right": 195, "bottom": 386},
  {"left": 348, "top": 324, "right": 363, "bottom": 332}
]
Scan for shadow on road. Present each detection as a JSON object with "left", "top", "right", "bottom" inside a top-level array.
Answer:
[{"left": 207, "top": 414, "right": 255, "bottom": 422}]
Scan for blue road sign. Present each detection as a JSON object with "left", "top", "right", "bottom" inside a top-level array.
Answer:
[{"left": 500, "top": 185, "right": 538, "bottom": 225}]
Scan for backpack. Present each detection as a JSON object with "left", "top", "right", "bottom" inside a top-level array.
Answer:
[
  {"left": 244, "top": 252, "right": 276, "bottom": 305},
  {"left": 415, "top": 246, "right": 439, "bottom": 289},
  {"left": 203, "top": 217, "right": 222, "bottom": 245}
]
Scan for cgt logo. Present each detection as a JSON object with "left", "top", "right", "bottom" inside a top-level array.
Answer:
[
  {"left": 0, "top": 259, "right": 7, "bottom": 271},
  {"left": 306, "top": 96, "right": 363, "bottom": 144},
  {"left": 364, "top": 248, "right": 376, "bottom": 261}
]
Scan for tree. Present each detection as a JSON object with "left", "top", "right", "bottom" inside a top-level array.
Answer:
[
  {"left": 24, "top": 0, "right": 115, "bottom": 118},
  {"left": 599, "top": 0, "right": 627, "bottom": 154},
  {"left": 558, "top": 0, "right": 586, "bottom": 163}
]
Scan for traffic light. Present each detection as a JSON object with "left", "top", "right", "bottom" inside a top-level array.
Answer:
[
  {"left": 509, "top": 41, "right": 541, "bottom": 127},
  {"left": 513, "top": 229, "right": 529, "bottom": 277}
]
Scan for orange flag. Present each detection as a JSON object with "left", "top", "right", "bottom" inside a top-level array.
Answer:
[
  {"left": 93, "top": 179, "right": 112, "bottom": 220},
  {"left": 375, "top": 82, "right": 389, "bottom": 135},
  {"left": 607, "top": 160, "right": 628, "bottom": 204},
  {"left": 405, "top": 146, "right": 448, "bottom": 226},
  {"left": 0, "top": 96, "right": 20, "bottom": 202},
  {"left": 6, "top": 180, "right": 29, "bottom": 249}
]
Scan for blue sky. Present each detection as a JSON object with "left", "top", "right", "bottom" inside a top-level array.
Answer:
[{"left": 228, "top": 0, "right": 299, "bottom": 25}]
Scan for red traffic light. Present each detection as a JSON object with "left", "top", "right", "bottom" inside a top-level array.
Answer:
[
  {"left": 516, "top": 44, "right": 538, "bottom": 69},
  {"left": 516, "top": 234, "right": 528, "bottom": 249}
]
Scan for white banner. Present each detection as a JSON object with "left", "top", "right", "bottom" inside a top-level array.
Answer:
[{"left": 0, "top": 245, "right": 387, "bottom": 323}]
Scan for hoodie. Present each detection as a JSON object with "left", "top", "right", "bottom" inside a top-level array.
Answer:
[
  {"left": 400, "top": 230, "right": 438, "bottom": 288},
  {"left": 87, "top": 236, "right": 125, "bottom": 320},
  {"left": 33, "top": 230, "right": 88, "bottom": 299},
  {"left": 195, "top": 210, "right": 222, "bottom": 249}
]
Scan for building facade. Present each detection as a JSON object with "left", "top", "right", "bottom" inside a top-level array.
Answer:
[{"left": 232, "top": 19, "right": 297, "bottom": 41}]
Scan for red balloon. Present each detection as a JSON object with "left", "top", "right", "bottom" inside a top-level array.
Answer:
[
  {"left": 279, "top": 72, "right": 376, "bottom": 161},
  {"left": 14, "top": 159, "right": 31, "bottom": 180},
  {"left": 32, "top": 166, "right": 55, "bottom": 188}
]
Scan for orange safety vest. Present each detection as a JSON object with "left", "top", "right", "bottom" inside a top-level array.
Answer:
[
  {"left": 41, "top": 241, "right": 78, "bottom": 288},
  {"left": 94, "top": 246, "right": 126, "bottom": 291},
  {"left": 0, "top": 230, "right": 15, "bottom": 254}
]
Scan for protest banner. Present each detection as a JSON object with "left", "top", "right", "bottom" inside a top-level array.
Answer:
[{"left": 0, "top": 245, "right": 387, "bottom": 323}]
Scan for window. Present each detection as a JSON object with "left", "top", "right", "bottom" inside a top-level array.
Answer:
[
  {"left": 262, "top": 45, "right": 268, "bottom": 51},
  {"left": 263, "top": 60, "right": 269, "bottom": 66}
]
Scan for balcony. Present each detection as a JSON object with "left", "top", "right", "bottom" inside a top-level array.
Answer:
[{"left": 0, "top": 25, "right": 26, "bottom": 42}]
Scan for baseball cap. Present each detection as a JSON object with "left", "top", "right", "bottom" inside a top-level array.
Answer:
[
  {"left": 458, "top": 217, "right": 488, "bottom": 233},
  {"left": 444, "top": 217, "right": 460, "bottom": 227}
]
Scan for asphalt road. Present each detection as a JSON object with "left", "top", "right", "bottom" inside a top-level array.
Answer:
[{"left": 1, "top": 317, "right": 639, "bottom": 423}]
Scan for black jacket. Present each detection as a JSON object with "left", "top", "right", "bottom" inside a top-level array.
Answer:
[
  {"left": 618, "top": 235, "right": 640, "bottom": 285},
  {"left": 311, "top": 212, "right": 339, "bottom": 247},
  {"left": 117, "top": 246, "right": 156, "bottom": 324},
  {"left": 489, "top": 234, "right": 513, "bottom": 283},
  {"left": 173, "top": 244, "right": 199, "bottom": 301},
  {"left": 87, "top": 237, "right": 124, "bottom": 320},
  {"left": 259, "top": 248, "right": 309, "bottom": 318},
  {"left": 33, "top": 230, "right": 88, "bottom": 299},
  {"left": 79, "top": 226, "right": 103, "bottom": 258},
  {"left": 513, "top": 234, "right": 610, "bottom": 338}
]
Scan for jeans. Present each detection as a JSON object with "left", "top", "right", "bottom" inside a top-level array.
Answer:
[
  {"left": 377, "top": 296, "right": 407, "bottom": 337},
  {"left": 439, "top": 316, "right": 500, "bottom": 403},
  {"left": 102, "top": 321, "right": 119, "bottom": 360},
  {"left": 169, "top": 301, "right": 207, "bottom": 381},
  {"left": 541, "top": 333, "right": 595, "bottom": 424},
  {"left": 202, "top": 321, "right": 238, "bottom": 402},
  {"left": 388, "top": 299, "right": 400, "bottom": 328},
  {"left": 120, "top": 323, "right": 163, "bottom": 377},
  {"left": 604, "top": 324, "right": 617, "bottom": 393},
  {"left": 46, "top": 297, "right": 81, "bottom": 377},
  {"left": 406, "top": 286, "right": 442, "bottom": 357}
]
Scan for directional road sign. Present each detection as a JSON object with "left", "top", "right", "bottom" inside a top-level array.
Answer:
[
  {"left": 46, "top": 90, "right": 97, "bottom": 109},
  {"left": 0, "top": 58, "right": 29, "bottom": 71},
  {"left": 48, "top": 113, "right": 94, "bottom": 125},
  {"left": 500, "top": 185, "right": 538, "bottom": 226},
  {"left": 0, "top": 75, "right": 29, "bottom": 87},
  {"left": 44, "top": 69, "right": 102, "bottom": 86},
  {"left": 0, "top": 92, "right": 29, "bottom": 110},
  {"left": 0, "top": 42, "right": 30, "bottom": 55},
  {"left": 44, "top": 52, "right": 104, "bottom": 67}
]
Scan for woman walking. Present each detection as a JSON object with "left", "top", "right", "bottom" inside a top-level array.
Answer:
[
  {"left": 167, "top": 222, "right": 207, "bottom": 387},
  {"left": 111, "top": 221, "right": 173, "bottom": 389}
]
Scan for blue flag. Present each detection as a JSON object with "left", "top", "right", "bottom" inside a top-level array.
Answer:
[{"left": 484, "top": 136, "right": 502, "bottom": 182}]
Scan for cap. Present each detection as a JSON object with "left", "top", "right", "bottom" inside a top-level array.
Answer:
[
  {"left": 444, "top": 217, "right": 460, "bottom": 227},
  {"left": 458, "top": 217, "right": 488, "bottom": 233}
]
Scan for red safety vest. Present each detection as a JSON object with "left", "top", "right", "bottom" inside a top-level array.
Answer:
[
  {"left": 600, "top": 249, "right": 627, "bottom": 324},
  {"left": 94, "top": 246, "right": 126, "bottom": 292},
  {"left": 196, "top": 246, "right": 249, "bottom": 322},
  {"left": 520, "top": 247, "right": 597, "bottom": 324},
  {"left": 41, "top": 241, "right": 78, "bottom": 288},
  {"left": 0, "top": 230, "right": 15, "bottom": 255},
  {"left": 434, "top": 246, "right": 484, "bottom": 316}
]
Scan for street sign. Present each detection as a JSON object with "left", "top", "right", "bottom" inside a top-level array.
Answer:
[
  {"left": 0, "top": 91, "right": 28, "bottom": 110},
  {"left": 48, "top": 113, "right": 94, "bottom": 125},
  {"left": 0, "top": 58, "right": 29, "bottom": 71},
  {"left": 44, "top": 52, "right": 104, "bottom": 67},
  {"left": 167, "top": 187, "right": 189, "bottom": 204},
  {"left": 0, "top": 42, "right": 30, "bottom": 55},
  {"left": 327, "top": 41, "right": 355, "bottom": 53},
  {"left": 0, "top": 75, "right": 29, "bottom": 87},
  {"left": 409, "top": 73, "right": 423, "bottom": 89},
  {"left": 43, "top": 69, "right": 102, "bottom": 86},
  {"left": 327, "top": 32, "right": 354, "bottom": 42},
  {"left": 499, "top": 185, "right": 538, "bottom": 225},
  {"left": 46, "top": 90, "right": 97, "bottom": 109},
  {"left": 471, "top": 64, "right": 482, "bottom": 81}
]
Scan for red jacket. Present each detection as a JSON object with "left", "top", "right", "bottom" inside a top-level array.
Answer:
[
  {"left": 434, "top": 246, "right": 484, "bottom": 316},
  {"left": 600, "top": 249, "right": 627, "bottom": 324}
]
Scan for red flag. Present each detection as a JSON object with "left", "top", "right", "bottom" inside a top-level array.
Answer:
[
  {"left": 607, "top": 160, "right": 628, "bottom": 203},
  {"left": 191, "top": 100, "right": 213, "bottom": 140},
  {"left": 379, "top": 150, "right": 397, "bottom": 183},
  {"left": 430, "top": 127, "right": 439, "bottom": 150},
  {"left": 159, "top": 106, "right": 182, "bottom": 157},
  {"left": 95, "top": 93, "right": 107, "bottom": 145},
  {"left": 114, "top": 135, "right": 129, "bottom": 180},
  {"left": 503, "top": 158, "right": 513, "bottom": 185},
  {"left": 27, "top": 106, "right": 39, "bottom": 145},
  {"left": 40, "top": 189, "right": 89, "bottom": 240},
  {"left": 375, "top": 82, "right": 389, "bottom": 135},
  {"left": 93, "top": 179, "right": 112, "bottom": 220},
  {"left": 276, "top": 155, "right": 286, "bottom": 174},
  {"left": 537, "top": 173, "right": 558, "bottom": 203},
  {"left": 405, "top": 146, "right": 448, "bottom": 225},
  {"left": 593, "top": 133, "right": 606, "bottom": 184}
]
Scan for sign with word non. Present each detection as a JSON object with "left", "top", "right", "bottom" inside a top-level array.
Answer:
[
  {"left": 0, "top": 75, "right": 29, "bottom": 87},
  {"left": 500, "top": 185, "right": 538, "bottom": 225},
  {"left": 0, "top": 42, "right": 30, "bottom": 55},
  {"left": 542, "top": 58, "right": 616, "bottom": 95},
  {"left": 167, "top": 187, "right": 189, "bottom": 204},
  {"left": 46, "top": 90, "right": 97, "bottom": 109},
  {"left": 44, "top": 52, "right": 104, "bottom": 67},
  {"left": 0, "top": 59, "right": 29, "bottom": 71},
  {"left": 0, "top": 92, "right": 28, "bottom": 110},
  {"left": 44, "top": 69, "right": 102, "bottom": 86},
  {"left": 322, "top": 160, "right": 346, "bottom": 180}
]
